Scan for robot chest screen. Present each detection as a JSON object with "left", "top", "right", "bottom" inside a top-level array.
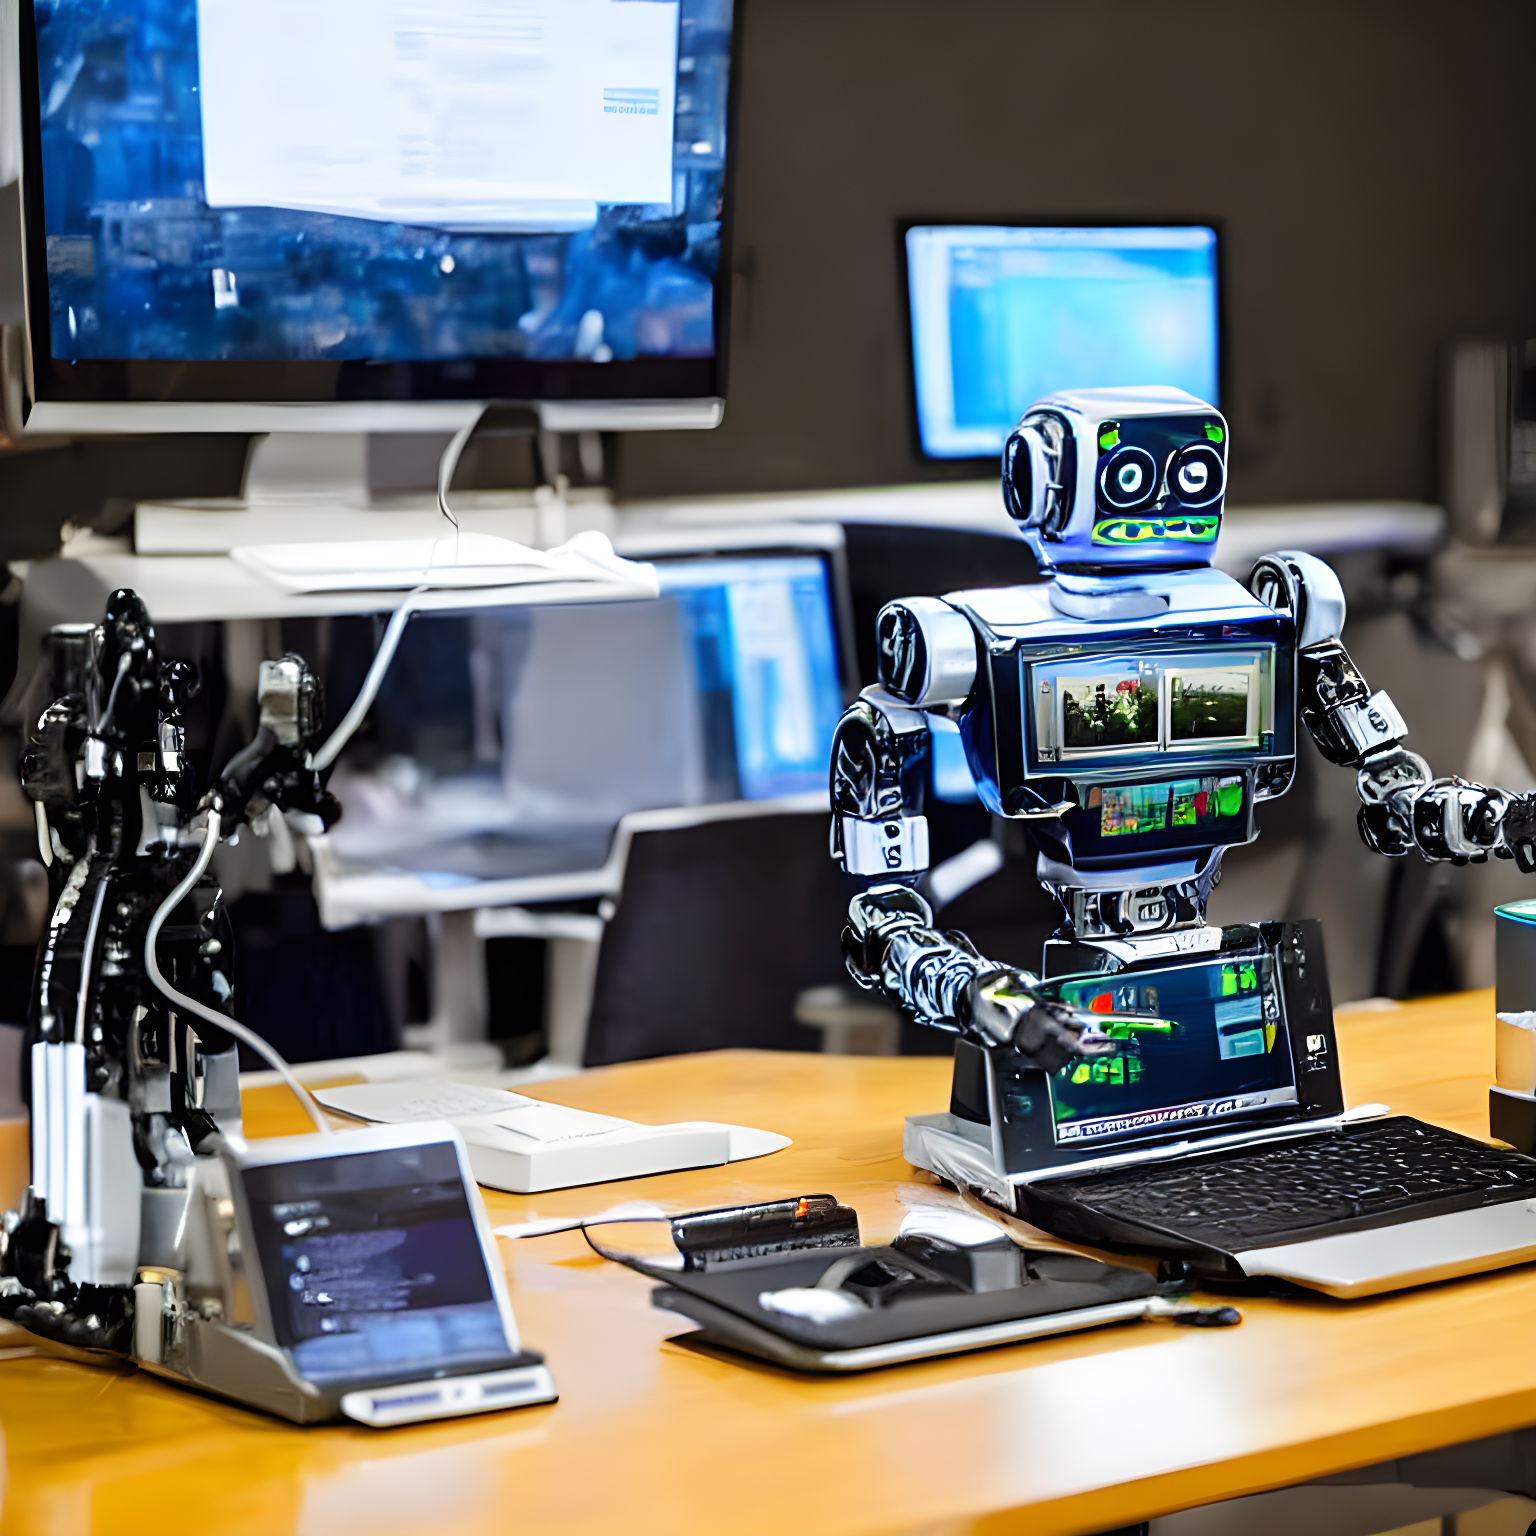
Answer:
[{"left": 949, "top": 573, "right": 1297, "bottom": 865}]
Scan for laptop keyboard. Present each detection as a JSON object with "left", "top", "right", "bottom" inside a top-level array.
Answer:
[{"left": 1048, "top": 1118, "right": 1536, "bottom": 1252}]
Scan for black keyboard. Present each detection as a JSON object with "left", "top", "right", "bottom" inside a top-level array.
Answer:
[{"left": 1046, "top": 1118, "right": 1536, "bottom": 1252}]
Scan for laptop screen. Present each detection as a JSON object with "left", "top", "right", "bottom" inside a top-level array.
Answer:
[{"left": 1037, "top": 951, "right": 1300, "bottom": 1147}]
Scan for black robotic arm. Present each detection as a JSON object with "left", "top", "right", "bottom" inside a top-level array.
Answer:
[
  {"left": 1249, "top": 551, "right": 1536, "bottom": 872},
  {"left": 828, "top": 611, "right": 1117, "bottom": 1072}
]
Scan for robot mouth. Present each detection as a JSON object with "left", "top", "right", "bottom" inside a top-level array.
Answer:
[{"left": 1091, "top": 513, "right": 1220, "bottom": 547}]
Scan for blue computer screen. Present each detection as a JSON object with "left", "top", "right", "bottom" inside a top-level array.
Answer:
[
  {"left": 656, "top": 554, "right": 844, "bottom": 802},
  {"left": 321, "top": 551, "right": 844, "bottom": 889},
  {"left": 32, "top": 0, "right": 730, "bottom": 363},
  {"left": 906, "top": 225, "right": 1219, "bottom": 459},
  {"left": 242, "top": 1142, "right": 513, "bottom": 1384}
]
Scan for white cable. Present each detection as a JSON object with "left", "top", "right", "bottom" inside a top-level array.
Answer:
[
  {"left": 144, "top": 808, "right": 331, "bottom": 1136},
  {"left": 305, "top": 411, "right": 481, "bottom": 772},
  {"left": 94, "top": 651, "right": 131, "bottom": 734},
  {"left": 436, "top": 417, "right": 478, "bottom": 532},
  {"left": 306, "top": 587, "right": 428, "bottom": 772},
  {"left": 73, "top": 873, "right": 110, "bottom": 1045}
]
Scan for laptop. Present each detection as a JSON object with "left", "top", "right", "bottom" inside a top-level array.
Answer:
[{"left": 904, "top": 922, "right": 1536, "bottom": 1297}]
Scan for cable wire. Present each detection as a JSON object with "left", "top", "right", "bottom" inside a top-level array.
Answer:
[
  {"left": 143, "top": 808, "right": 331, "bottom": 1136},
  {"left": 306, "top": 587, "right": 428, "bottom": 771},
  {"left": 73, "top": 871, "right": 110, "bottom": 1046},
  {"left": 437, "top": 415, "right": 480, "bottom": 533}
]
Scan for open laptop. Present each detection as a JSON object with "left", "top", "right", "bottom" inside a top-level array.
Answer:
[{"left": 904, "top": 922, "right": 1536, "bottom": 1297}]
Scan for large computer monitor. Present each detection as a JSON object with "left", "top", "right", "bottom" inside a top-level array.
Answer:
[
  {"left": 903, "top": 223, "right": 1220, "bottom": 460},
  {"left": 13, "top": 0, "right": 737, "bottom": 435}
]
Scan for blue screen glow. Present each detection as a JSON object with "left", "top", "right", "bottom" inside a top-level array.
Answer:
[
  {"left": 906, "top": 225, "right": 1219, "bottom": 459},
  {"left": 657, "top": 555, "right": 844, "bottom": 801},
  {"left": 33, "top": 0, "right": 730, "bottom": 364}
]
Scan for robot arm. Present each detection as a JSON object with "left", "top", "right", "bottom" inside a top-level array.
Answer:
[
  {"left": 829, "top": 602, "right": 1115, "bottom": 1071},
  {"left": 216, "top": 655, "right": 340, "bottom": 832},
  {"left": 1250, "top": 551, "right": 1536, "bottom": 870}
]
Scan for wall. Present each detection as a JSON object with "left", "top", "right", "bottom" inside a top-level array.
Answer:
[{"left": 619, "top": 0, "right": 1536, "bottom": 502}]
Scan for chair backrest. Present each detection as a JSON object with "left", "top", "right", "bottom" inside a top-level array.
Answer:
[{"left": 582, "top": 809, "right": 856, "bottom": 1066}]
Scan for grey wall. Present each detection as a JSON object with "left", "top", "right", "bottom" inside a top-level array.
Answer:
[{"left": 618, "top": 0, "right": 1536, "bottom": 503}]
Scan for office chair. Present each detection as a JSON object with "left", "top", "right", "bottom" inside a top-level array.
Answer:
[{"left": 581, "top": 808, "right": 853, "bottom": 1065}]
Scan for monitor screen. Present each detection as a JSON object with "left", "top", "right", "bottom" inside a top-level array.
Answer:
[
  {"left": 655, "top": 554, "right": 846, "bottom": 801},
  {"left": 1032, "top": 646, "right": 1273, "bottom": 769},
  {"left": 904, "top": 224, "right": 1220, "bottom": 459},
  {"left": 240, "top": 1140, "right": 515, "bottom": 1384},
  {"left": 1036, "top": 952, "right": 1298, "bottom": 1147},
  {"left": 22, "top": 0, "right": 733, "bottom": 405},
  {"left": 321, "top": 552, "right": 845, "bottom": 885}
]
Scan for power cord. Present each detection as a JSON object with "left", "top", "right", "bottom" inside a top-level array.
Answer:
[{"left": 143, "top": 805, "right": 332, "bottom": 1136}]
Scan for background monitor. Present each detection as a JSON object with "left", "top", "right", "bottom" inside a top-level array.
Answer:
[
  {"left": 904, "top": 223, "right": 1220, "bottom": 460},
  {"left": 17, "top": 0, "right": 736, "bottom": 432},
  {"left": 318, "top": 547, "right": 847, "bottom": 892}
]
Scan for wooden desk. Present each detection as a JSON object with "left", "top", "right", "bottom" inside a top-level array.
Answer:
[{"left": 1, "top": 990, "right": 1530, "bottom": 1536}]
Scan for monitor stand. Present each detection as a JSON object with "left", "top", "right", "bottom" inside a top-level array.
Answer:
[
  {"left": 241, "top": 431, "right": 376, "bottom": 510},
  {"left": 133, "top": 429, "right": 577, "bottom": 554}
]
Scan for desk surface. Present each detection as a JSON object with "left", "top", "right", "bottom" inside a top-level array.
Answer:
[{"left": 2, "top": 989, "right": 1530, "bottom": 1536}]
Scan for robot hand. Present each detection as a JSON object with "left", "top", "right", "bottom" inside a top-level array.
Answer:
[
  {"left": 1357, "top": 746, "right": 1536, "bottom": 868},
  {"left": 1502, "top": 793, "right": 1536, "bottom": 872},
  {"left": 844, "top": 884, "right": 1117, "bottom": 1071},
  {"left": 216, "top": 655, "right": 340, "bottom": 832},
  {"left": 964, "top": 970, "right": 1122, "bottom": 1074}
]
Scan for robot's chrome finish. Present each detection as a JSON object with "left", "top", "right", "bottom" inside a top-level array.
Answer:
[
  {"left": 830, "top": 386, "right": 1536, "bottom": 1095},
  {"left": 876, "top": 597, "right": 979, "bottom": 710},
  {"left": 843, "top": 883, "right": 1118, "bottom": 1070}
]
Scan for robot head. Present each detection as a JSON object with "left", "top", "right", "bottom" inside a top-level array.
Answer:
[{"left": 1001, "top": 386, "right": 1228, "bottom": 573}]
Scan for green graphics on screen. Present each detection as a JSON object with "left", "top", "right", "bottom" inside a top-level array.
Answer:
[
  {"left": 1170, "top": 668, "right": 1251, "bottom": 741},
  {"left": 1052, "top": 976, "right": 1174, "bottom": 1100},
  {"left": 1213, "top": 959, "right": 1273, "bottom": 1060},
  {"left": 1101, "top": 775, "right": 1244, "bottom": 837},
  {"left": 1090, "top": 514, "right": 1221, "bottom": 548},
  {"left": 1061, "top": 674, "right": 1158, "bottom": 750},
  {"left": 1040, "top": 949, "right": 1290, "bottom": 1144}
]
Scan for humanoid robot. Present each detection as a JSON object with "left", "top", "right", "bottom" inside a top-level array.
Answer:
[
  {"left": 831, "top": 385, "right": 1536, "bottom": 1193},
  {"left": 0, "top": 590, "right": 339, "bottom": 1347}
]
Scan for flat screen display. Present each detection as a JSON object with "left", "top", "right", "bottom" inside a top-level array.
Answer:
[
  {"left": 1061, "top": 672, "right": 1158, "bottom": 752},
  {"left": 905, "top": 225, "right": 1219, "bottom": 459},
  {"left": 1037, "top": 955, "right": 1298, "bottom": 1147},
  {"left": 322, "top": 553, "right": 845, "bottom": 885},
  {"left": 29, "top": 0, "right": 730, "bottom": 369},
  {"left": 1097, "top": 776, "right": 1245, "bottom": 839},
  {"left": 1033, "top": 647, "right": 1271, "bottom": 766},
  {"left": 241, "top": 1141, "right": 513, "bottom": 1384},
  {"left": 656, "top": 554, "right": 845, "bottom": 801}
]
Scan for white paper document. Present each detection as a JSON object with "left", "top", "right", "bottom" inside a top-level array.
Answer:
[
  {"left": 197, "top": 0, "right": 680, "bottom": 229},
  {"left": 230, "top": 529, "right": 659, "bottom": 595},
  {"left": 315, "top": 1079, "right": 791, "bottom": 1194}
]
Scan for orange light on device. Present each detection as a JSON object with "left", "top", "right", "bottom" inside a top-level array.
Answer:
[{"left": 1089, "top": 994, "right": 1114, "bottom": 1014}]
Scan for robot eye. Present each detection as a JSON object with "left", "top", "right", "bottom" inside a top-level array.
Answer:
[
  {"left": 1097, "top": 446, "right": 1158, "bottom": 512},
  {"left": 1166, "top": 442, "right": 1225, "bottom": 509}
]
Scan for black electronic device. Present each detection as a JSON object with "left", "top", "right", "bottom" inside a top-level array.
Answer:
[
  {"left": 1024, "top": 1118, "right": 1536, "bottom": 1290},
  {"left": 584, "top": 1197, "right": 1236, "bottom": 1373},
  {"left": 908, "top": 921, "right": 1536, "bottom": 1297}
]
